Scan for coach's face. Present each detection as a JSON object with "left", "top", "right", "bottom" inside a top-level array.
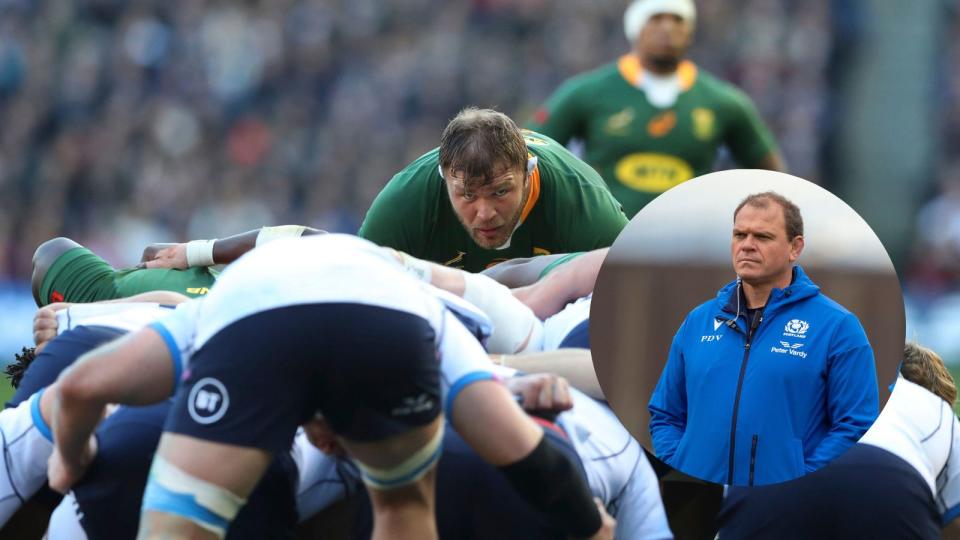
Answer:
[
  {"left": 731, "top": 203, "right": 803, "bottom": 287},
  {"left": 444, "top": 162, "right": 530, "bottom": 249}
]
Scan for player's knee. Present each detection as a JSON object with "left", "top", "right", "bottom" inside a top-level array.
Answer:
[
  {"left": 354, "top": 422, "right": 445, "bottom": 492},
  {"left": 141, "top": 456, "right": 247, "bottom": 539}
]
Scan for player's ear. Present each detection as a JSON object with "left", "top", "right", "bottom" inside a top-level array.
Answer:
[{"left": 526, "top": 156, "right": 538, "bottom": 177}]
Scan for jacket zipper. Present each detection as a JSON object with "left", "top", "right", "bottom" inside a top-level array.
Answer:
[
  {"left": 749, "top": 435, "right": 759, "bottom": 486},
  {"left": 727, "top": 309, "right": 762, "bottom": 485}
]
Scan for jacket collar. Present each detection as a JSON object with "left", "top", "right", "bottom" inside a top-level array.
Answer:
[{"left": 716, "top": 265, "right": 820, "bottom": 321}]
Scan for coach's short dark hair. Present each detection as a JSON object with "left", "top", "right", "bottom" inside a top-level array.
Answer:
[
  {"left": 734, "top": 191, "right": 803, "bottom": 239},
  {"left": 438, "top": 108, "right": 527, "bottom": 187}
]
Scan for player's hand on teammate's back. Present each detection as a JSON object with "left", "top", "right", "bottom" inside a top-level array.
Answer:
[
  {"left": 583, "top": 498, "right": 616, "bottom": 540},
  {"left": 140, "top": 242, "right": 179, "bottom": 264},
  {"left": 48, "top": 436, "right": 98, "bottom": 494},
  {"left": 505, "top": 373, "right": 574, "bottom": 413},
  {"left": 302, "top": 417, "right": 346, "bottom": 457},
  {"left": 143, "top": 243, "right": 188, "bottom": 270},
  {"left": 33, "top": 303, "right": 68, "bottom": 352}
]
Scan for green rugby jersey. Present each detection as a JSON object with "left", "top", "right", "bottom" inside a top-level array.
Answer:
[
  {"left": 358, "top": 131, "right": 627, "bottom": 272},
  {"left": 39, "top": 247, "right": 217, "bottom": 306},
  {"left": 527, "top": 56, "right": 778, "bottom": 217}
]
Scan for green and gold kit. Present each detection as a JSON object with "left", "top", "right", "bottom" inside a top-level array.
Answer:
[
  {"left": 358, "top": 131, "right": 628, "bottom": 272},
  {"left": 38, "top": 247, "right": 217, "bottom": 306},
  {"left": 527, "top": 56, "right": 778, "bottom": 217}
]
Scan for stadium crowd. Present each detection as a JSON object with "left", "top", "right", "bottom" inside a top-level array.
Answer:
[{"left": 0, "top": 0, "right": 829, "bottom": 278}]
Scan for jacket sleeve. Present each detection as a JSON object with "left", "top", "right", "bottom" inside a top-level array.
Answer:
[
  {"left": 648, "top": 318, "right": 690, "bottom": 464},
  {"left": 805, "top": 314, "right": 879, "bottom": 471}
]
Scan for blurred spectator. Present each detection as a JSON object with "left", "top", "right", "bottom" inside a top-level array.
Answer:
[{"left": 908, "top": 168, "right": 960, "bottom": 301}]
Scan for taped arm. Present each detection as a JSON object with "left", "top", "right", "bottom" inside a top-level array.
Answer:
[
  {"left": 388, "top": 250, "right": 543, "bottom": 354},
  {"left": 648, "top": 325, "right": 689, "bottom": 463},
  {"left": 144, "top": 225, "right": 323, "bottom": 269},
  {"left": 440, "top": 312, "right": 605, "bottom": 538},
  {"left": 451, "top": 380, "right": 603, "bottom": 538}
]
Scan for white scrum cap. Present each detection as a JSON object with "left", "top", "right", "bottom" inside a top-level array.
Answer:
[{"left": 623, "top": 0, "right": 697, "bottom": 42}]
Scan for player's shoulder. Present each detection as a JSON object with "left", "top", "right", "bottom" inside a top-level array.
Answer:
[
  {"left": 544, "top": 62, "right": 623, "bottom": 105},
  {"left": 562, "top": 61, "right": 622, "bottom": 88},
  {"left": 691, "top": 66, "right": 757, "bottom": 107},
  {"left": 803, "top": 291, "right": 861, "bottom": 325},
  {"left": 524, "top": 130, "right": 603, "bottom": 188},
  {"left": 691, "top": 66, "right": 741, "bottom": 93},
  {"left": 387, "top": 147, "right": 442, "bottom": 189},
  {"left": 362, "top": 147, "right": 442, "bottom": 231},
  {"left": 679, "top": 297, "right": 725, "bottom": 332}
]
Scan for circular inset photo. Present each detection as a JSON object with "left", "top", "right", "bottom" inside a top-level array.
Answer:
[{"left": 591, "top": 169, "right": 904, "bottom": 488}]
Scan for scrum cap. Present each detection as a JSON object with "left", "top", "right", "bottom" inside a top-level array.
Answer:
[{"left": 624, "top": 0, "right": 697, "bottom": 42}]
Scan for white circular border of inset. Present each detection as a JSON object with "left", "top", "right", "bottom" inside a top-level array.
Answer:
[{"left": 187, "top": 377, "right": 230, "bottom": 425}]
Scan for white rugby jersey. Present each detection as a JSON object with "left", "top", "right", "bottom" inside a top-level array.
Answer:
[
  {"left": 541, "top": 295, "right": 591, "bottom": 351},
  {"left": 558, "top": 387, "right": 671, "bottom": 539},
  {"left": 488, "top": 362, "right": 670, "bottom": 538},
  {"left": 149, "top": 234, "right": 497, "bottom": 412},
  {"left": 55, "top": 302, "right": 177, "bottom": 335},
  {"left": 859, "top": 377, "right": 960, "bottom": 522}
]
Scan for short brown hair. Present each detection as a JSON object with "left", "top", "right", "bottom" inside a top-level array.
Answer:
[
  {"left": 901, "top": 342, "right": 957, "bottom": 405},
  {"left": 438, "top": 107, "right": 527, "bottom": 188},
  {"left": 734, "top": 192, "right": 804, "bottom": 240}
]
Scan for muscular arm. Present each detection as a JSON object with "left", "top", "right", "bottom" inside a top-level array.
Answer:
[
  {"left": 388, "top": 249, "right": 543, "bottom": 354},
  {"left": 32, "top": 291, "right": 190, "bottom": 352},
  {"left": 143, "top": 225, "right": 324, "bottom": 268},
  {"left": 49, "top": 327, "right": 176, "bottom": 491},
  {"left": 496, "top": 349, "right": 603, "bottom": 400},
  {"left": 451, "top": 380, "right": 610, "bottom": 538},
  {"left": 513, "top": 248, "right": 607, "bottom": 320},
  {"left": 481, "top": 253, "right": 580, "bottom": 288}
]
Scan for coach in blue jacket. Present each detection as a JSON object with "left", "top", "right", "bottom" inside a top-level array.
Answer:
[{"left": 648, "top": 191, "right": 879, "bottom": 486}]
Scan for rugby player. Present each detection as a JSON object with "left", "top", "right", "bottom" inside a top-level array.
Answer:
[
  {"left": 31, "top": 225, "right": 322, "bottom": 307},
  {"left": 526, "top": 0, "right": 784, "bottom": 217},
  {"left": 358, "top": 108, "right": 628, "bottom": 271},
  {"left": 717, "top": 343, "right": 960, "bottom": 539},
  {"left": 47, "top": 235, "right": 616, "bottom": 539},
  {"left": 26, "top": 303, "right": 639, "bottom": 539},
  {"left": 0, "top": 301, "right": 187, "bottom": 529}
]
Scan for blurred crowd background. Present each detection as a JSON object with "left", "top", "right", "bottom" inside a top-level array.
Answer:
[{"left": 0, "top": 0, "right": 956, "bottom": 363}]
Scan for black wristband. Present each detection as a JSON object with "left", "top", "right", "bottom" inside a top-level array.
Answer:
[{"left": 498, "top": 431, "right": 602, "bottom": 538}]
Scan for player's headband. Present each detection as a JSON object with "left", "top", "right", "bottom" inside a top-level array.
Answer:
[
  {"left": 624, "top": 0, "right": 697, "bottom": 42},
  {"left": 438, "top": 156, "right": 538, "bottom": 180}
]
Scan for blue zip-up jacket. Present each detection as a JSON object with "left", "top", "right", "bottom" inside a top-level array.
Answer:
[{"left": 648, "top": 265, "right": 879, "bottom": 486}]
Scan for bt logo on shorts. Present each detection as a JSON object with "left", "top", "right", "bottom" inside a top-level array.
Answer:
[{"left": 188, "top": 377, "right": 230, "bottom": 425}]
